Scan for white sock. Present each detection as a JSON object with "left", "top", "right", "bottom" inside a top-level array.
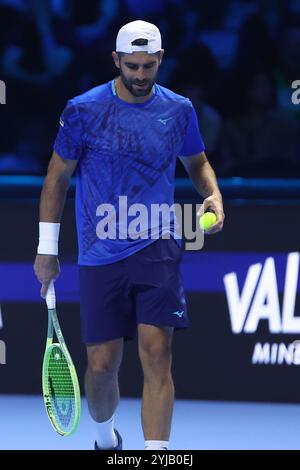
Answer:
[
  {"left": 95, "top": 415, "right": 117, "bottom": 449},
  {"left": 145, "top": 440, "right": 169, "bottom": 450}
]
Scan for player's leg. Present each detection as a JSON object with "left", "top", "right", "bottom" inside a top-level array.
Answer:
[
  {"left": 138, "top": 324, "right": 174, "bottom": 449},
  {"left": 130, "top": 238, "right": 189, "bottom": 449},
  {"left": 85, "top": 338, "right": 123, "bottom": 422},
  {"left": 85, "top": 339, "right": 124, "bottom": 449},
  {"left": 79, "top": 264, "right": 136, "bottom": 449}
]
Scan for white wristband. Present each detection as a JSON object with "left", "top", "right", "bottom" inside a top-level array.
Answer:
[{"left": 37, "top": 222, "right": 60, "bottom": 255}]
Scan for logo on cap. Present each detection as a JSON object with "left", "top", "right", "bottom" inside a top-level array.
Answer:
[{"left": 132, "top": 39, "right": 148, "bottom": 46}]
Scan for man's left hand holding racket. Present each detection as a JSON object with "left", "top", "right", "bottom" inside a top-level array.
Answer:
[{"left": 34, "top": 253, "right": 60, "bottom": 299}]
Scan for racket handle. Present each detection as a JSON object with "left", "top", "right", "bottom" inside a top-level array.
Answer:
[{"left": 46, "top": 281, "right": 56, "bottom": 310}]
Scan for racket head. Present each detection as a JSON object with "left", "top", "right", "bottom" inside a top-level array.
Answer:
[{"left": 42, "top": 343, "right": 81, "bottom": 436}]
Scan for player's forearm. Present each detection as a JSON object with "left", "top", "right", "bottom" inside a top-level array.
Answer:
[
  {"left": 189, "top": 158, "right": 222, "bottom": 200},
  {"left": 39, "top": 173, "right": 70, "bottom": 222}
]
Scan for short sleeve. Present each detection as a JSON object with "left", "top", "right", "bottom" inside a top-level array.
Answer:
[
  {"left": 54, "top": 100, "right": 83, "bottom": 160},
  {"left": 179, "top": 105, "right": 205, "bottom": 157}
]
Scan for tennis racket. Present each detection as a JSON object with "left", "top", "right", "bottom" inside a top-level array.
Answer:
[{"left": 42, "top": 281, "right": 81, "bottom": 436}]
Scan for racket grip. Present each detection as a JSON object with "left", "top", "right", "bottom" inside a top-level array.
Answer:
[{"left": 46, "top": 281, "right": 56, "bottom": 310}]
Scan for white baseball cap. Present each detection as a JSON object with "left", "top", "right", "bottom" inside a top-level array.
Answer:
[{"left": 116, "top": 20, "right": 162, "bottom": 54}]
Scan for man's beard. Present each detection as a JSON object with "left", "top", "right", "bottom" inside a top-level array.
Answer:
[{"left": 119, "top": 67, "right": 158, "bottom": 97}]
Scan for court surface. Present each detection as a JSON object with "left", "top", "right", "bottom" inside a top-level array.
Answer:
[{"left": 0, "top": 396, "right": 299, "bottom": 450}]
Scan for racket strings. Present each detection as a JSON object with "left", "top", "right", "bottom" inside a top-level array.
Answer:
[{"left": 47, "top": 346, "right": 76, "bottom": 431}]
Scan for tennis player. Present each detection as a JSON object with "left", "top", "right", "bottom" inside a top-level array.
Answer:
[{"left": 34, "top": 20, "right": 224, "bottom": 450}]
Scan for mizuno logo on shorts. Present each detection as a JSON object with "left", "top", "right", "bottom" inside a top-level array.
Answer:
[{"left": 171, "top": 310, "right": 184, "bottom": 318}]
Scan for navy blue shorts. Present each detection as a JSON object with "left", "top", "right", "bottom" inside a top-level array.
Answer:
[{"left": 79, "top": 238, "right": 189, "bottom": 343}]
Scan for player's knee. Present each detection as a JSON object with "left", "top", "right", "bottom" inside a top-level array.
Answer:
[
  {"left": 88, "top": 356, "right": 119, "bottom": 377},
  {"left": 140, "top": 345, "right": 173, "bottom": 382},
  {"left": 139, "top": 340, "right": 172, "bottom": 366},
  {"left": 87, "top": 344, "right": 122, "bottom": 376}
]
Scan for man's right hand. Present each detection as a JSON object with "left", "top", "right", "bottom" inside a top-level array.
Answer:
[{"left": 34, "top": 254, "right": 60, "bottom": 298}]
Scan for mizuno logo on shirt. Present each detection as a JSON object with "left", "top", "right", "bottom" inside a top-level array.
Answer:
[
  {"left": 171, "top": 310, "right": 184, "bottom": 318},
  {"left": 157, "top": 117, "right": 173, "bottom": 125},
  {"left": 59, "top": 119, "right": 65, "bottom": 127}
]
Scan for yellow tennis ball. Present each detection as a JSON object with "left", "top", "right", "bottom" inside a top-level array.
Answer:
[{"left": 199, "top": 212, "right": 217, "bottom": 230}]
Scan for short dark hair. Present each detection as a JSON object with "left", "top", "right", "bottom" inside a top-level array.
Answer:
[{"left": 117, "top": 51, "right": 161, "bottom": 60}]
